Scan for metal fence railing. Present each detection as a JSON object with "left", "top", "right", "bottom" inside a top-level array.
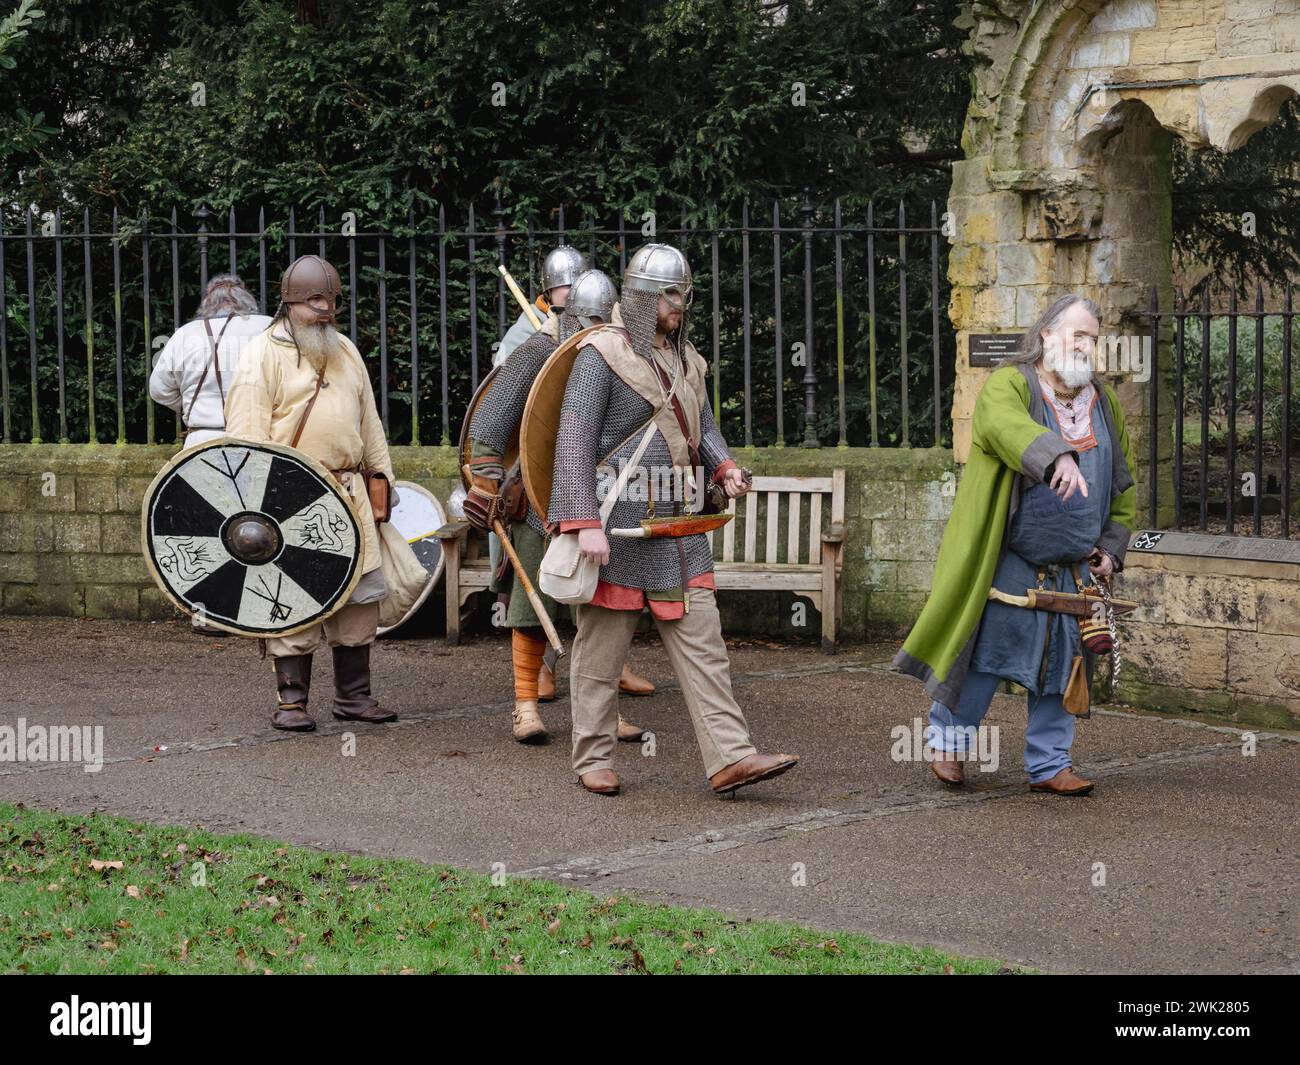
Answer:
[
  {"left": 0, "top": 191, "right": 954, "bottom": 450},
  {"left": 1141, "top": 284, "right": 1297, "bottom": 538}
]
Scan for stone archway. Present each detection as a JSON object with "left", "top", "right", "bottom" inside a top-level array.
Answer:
[{"left": 950, "top": 0, "right": 1300, "bottom": 520}]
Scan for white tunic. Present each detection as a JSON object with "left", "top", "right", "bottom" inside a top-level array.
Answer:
[{"left": 148, "top": 314, "right": 273, "bottom": 447}]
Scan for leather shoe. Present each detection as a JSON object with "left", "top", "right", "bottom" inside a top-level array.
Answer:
[
  {"left": 709, "top": 752, "right": 799, "bottom": 795},
  {"left": 272, "top": 706, "right": 316, "bottom": 732},
  {"left": 929, "top": 749, "right": 965, "bottom": 787},
  {"left": 512, "top": 699, "right": 548, "bottom": 744},
  {"left": 618, "top": 665, "right": 655, "bottom": 695},
  {"left": 1030, "top": 767, "right": 1094, "bottom": 796},
  {"left": 579, "top": 769, "right": 620, "bottom": 795},
  {"left": 538, "top": 661, "right": 557, "bottom": 702},
  {"left": 331, "top": 644, "right": 397, "bottom": 723},
  {"left": 616, "top": 715, "right": 646, "bottom": 743}
]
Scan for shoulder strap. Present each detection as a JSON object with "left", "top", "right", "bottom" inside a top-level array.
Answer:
[
  {"left": 185, "top": 317, "right": 236, "bottom": 428},
  {"left": 598, "top": 418, "right": 659, "bottom": 528},
  {"left": 291, "top": 370, "right": 326, "bottom": 449}
]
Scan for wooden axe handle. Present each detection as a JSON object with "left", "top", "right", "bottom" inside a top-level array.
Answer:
[{"left": 498, "top": 265, "right": 543, "bottom": 329}]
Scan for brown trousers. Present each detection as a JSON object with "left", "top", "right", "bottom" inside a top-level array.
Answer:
[{"left": 570, "top": 587, "right": 756, "bottom": 778}]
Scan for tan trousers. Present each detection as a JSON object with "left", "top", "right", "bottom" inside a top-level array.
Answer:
[
  {"left": 265, "top": 601, "right": 379, "bottom": 658},
  {"left": 570, "top": 587, "right": 756, "bottom": 778}
]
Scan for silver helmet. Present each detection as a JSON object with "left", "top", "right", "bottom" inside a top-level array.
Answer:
[
  {"left": 540, "top": 245, "right": 588, "bottom": 299},
  {"left": 620, "top": 243, "right": 693, "bottom": 360},
  {"left": 565, "top": 269, "right": 617, "bottom": 328}
]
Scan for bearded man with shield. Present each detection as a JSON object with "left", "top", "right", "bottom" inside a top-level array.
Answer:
[
  {"left": 544, "top": 244, "right": 800, "bottom": 797},
  {"left": 224, "top": 255, "right": 406, "bottom": 732},
  {"left": 464, "top": 267, "right": 648, "bottom": 745}
]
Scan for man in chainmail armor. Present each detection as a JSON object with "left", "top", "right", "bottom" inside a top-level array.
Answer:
[
  {"left": 465, "top": 268, "right": 650, "bottom": 744},
  {"left": 548, "top": 244, "right": 800, "bottom": 797}
]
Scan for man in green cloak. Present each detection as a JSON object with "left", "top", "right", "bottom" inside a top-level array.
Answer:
[{"left": 893, "top": 294, "right": 1137, "bottom": 796}]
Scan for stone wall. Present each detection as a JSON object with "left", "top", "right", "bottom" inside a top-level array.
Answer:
[
  {"left": 1113, "top": 534, "right": 1300, "bottom": 727},
  {"left": 0, "top": 443, "right": 956, "bottom": 642}
]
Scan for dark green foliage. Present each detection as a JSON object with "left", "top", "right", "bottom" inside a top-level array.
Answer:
[
  {"left": 1172, "top": 95, "right": 1300, "bottom": 296},
  {"left": 0, "top": 0, "right": 966, "bottom": 446}
]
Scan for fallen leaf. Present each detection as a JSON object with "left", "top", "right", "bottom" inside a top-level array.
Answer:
[
  {"left": 89, "top": 860, "right": 124, "bottom": 872},
  {"left": 578, "top": 934, "right": 593, "bottom": 949},
  {"left": 125, "top": 885, "right": 141, "bottom": 899},
  {"left": 546, "top": 919, "right": 561, "bottom": 935}
]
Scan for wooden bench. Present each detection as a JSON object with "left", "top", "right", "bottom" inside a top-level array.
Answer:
[
  {"left": 706, "top": 470, "right": 846, "bottom": 652},
  {"left": 436, "top": 468, "right": 846, "bottom": 652}
]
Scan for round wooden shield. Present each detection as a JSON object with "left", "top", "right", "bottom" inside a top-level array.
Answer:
[
  {"left": 519, "top": 326, "right": 598, "bottom": 520},
  {"left": 458, "top": 366, "right": 520, "bottom": 490},
  {"left": 376, "top": 480, "right": 446, "bottom": 636},
  {"left": 141, "top": 438, "right": 363, "bottom": 637}
]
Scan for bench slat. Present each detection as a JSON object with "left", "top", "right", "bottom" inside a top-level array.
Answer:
[
  {"left": 808, "top": 492, "right": 822, "bottom": 564},
  {"left": 722, "top": 496, "right": 737, "bottom": 561},
  {"left": 751, "top": 475, "right": 833, "bottom": 494},
  {"left": 787, "top": 491, "right": 801, "bottom": 564},
  {"left": 765, "top": 491, "right": 779, "bottom": 564},
  {"left": 744, "top": 491, "right": 757, "bottom": 562}
]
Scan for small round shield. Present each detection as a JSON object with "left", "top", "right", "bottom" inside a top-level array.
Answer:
[
  {"left": 141, "top": 438, "right": 363, "bottom": 637},
  {"left": 519, "top": 326, "right": 598, "bottom": 520},
  {"left": 376, "top": 481, "right": 446, "bottom": 636}
]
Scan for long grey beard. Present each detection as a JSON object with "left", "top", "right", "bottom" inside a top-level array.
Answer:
[{"left": 293, "top": 321, "right": 342, "bottom": 374}]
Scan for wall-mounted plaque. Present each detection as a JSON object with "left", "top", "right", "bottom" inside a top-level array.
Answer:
[{"left": 968, "top": 333, "right": 1021, "bottom": 367}]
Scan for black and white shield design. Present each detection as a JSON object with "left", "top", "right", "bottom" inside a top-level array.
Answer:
[{"left": 141, "top": 439, "right": 363, "bottom": 636}]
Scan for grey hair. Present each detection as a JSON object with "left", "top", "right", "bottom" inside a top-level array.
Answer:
[
  {"left": 1008, "top": 293, "right": 1102, "bottom": 373},
  {"left": 196, "top": 274, "right": 260, "bottom": 319}
]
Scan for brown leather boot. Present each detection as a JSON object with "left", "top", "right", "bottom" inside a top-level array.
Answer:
[
  {"left": 331, "top": 644, "right": 397, "bottom": 723},
  {"left": 272, "top": 654, "right": 316, "bottom": 732},
  {"left": 579, "top": 769, "right": 620, "bottom": 795},
  {"left": 928, "top": 749, "right": 965, "bottom": 787},
  {"left": 618, "top": 664, "right": 655, "bottom": 695},
  {"left": 1030, "top": 767, "right": 1095, "bottom": 796},
  {"left": 512, "top": 699, "right": 548, "bottom": 744},
  {"left": 537, "top": 661, "right": 557, "bottom": 702},
  {"left": 616, "top": 716, "right": 646, "bottom": 743},
  {"left": 709, "top": 752, "right": 799, "bottom": 795}
]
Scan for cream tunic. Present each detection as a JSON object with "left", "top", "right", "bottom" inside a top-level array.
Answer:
[{"left": 224, "top": 326, "right": 394, "bottom": 575}]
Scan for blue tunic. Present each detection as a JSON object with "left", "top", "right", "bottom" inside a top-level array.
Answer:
[{"left": 968, "top": 391, "right": 1112, "bottom": 696}]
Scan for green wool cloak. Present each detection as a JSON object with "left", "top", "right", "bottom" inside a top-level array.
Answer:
[{"left": 892, "top": 363, "right": 1137, "bottom": 710}]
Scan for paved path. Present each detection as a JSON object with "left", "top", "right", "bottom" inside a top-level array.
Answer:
[{"left": 1, "top": 616, "right": 1296, "bottom": 973}]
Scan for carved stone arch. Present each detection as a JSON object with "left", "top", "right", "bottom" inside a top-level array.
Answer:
[
  {"left": 1223, "top": 81, "right": 1299, "bottom": 149},
  {"left": 949, "top": 0, "right": 1300, "bottom": 520}
]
